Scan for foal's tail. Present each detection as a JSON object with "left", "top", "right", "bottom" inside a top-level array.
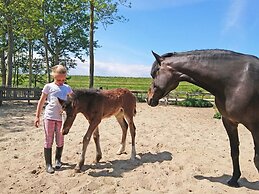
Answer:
[{"left": 133, "top": 107, "right": 137, "bottom": 116}]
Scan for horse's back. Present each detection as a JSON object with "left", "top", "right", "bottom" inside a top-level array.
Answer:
[
  {"left": 101, "top": 88, "right": 135, "bottom": 101},
  {"left": 100, "top": 88, "right": 136, "bottom": 117}
]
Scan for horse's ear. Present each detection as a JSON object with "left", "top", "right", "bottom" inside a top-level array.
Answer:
[
  {"left": 58, "top": 98, "right": 65, "bottom": 106},
  {"left": 72, "top": 99, "right": 78, "bottom": 108},
  {"left": 152, "top": 51, "right": 163, "bottom": 65}
]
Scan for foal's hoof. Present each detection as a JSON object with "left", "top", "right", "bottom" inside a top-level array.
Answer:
[
  {"left": 74, "top": 165, "right": 82, "bottom": 173},
  {"left": 116, "top": 151, "right": 126, "bottom": 155},
  {"left": 227, "top": 179, "right": 240, "bottom": 187},
  {"left": 130, "top": 156, "right": 136, "bottom": 161},
  {"left": 74, "top": 168, "right": 81, "bottom": 173},
  {"left": 94, "top": 155, "right": 102, "bottom": 163}
]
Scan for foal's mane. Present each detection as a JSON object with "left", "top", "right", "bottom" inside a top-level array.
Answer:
[{"left": 71, "top": 89, "right": 101, "bottom": 100}]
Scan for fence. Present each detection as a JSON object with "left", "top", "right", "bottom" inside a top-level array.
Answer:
[
  {"left": 0, "top": 87, "right": 42, "bottom": 106},
  {"left": 0, "top": 87, "right": 214, "bottom": 106},
  {"left": 161, "top": 91, "right": 214, "bottom": 105}
]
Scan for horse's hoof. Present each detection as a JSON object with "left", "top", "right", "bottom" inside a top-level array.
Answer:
[{"left": 227, "top": 179, "right": 240, "bottom": 187}]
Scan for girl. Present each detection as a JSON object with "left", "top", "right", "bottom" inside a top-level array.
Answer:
[{"left": 34, "top": 64, "right": 73, "bottom": 173}]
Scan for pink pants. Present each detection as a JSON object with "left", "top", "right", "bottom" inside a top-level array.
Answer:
[{"left": 43, "top": 119, "right": 64, "bottom": 148}]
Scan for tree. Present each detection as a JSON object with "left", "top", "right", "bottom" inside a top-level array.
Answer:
[
  {"left": 0, "top": 0, "right": 130, "bottom": 88},
  {"left": 87, "top": 0, "right": 131, "bottom": 88},
  {"left": 0, "top": 0, "right": 42, "bottom": 87},
  {"left": 1, "top": 0, "right": 93, "bottom": 87},
  {"left": 15, "top": 0, "right": 43, "bottom": 88},
  {"left": 3, "top": 1, "right": 14, "bottom": 87},
  {"left": 0, "top": 14, "right": 7, "bottom": 86},
  {"left": 39, "top": 0, "right": 91, "bottom": 79}
]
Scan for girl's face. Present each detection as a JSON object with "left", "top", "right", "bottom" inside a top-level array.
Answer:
[{"left": 54, "top": 74, "right": 66, "bottom": 86}]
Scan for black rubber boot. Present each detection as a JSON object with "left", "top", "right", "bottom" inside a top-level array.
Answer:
[
  {"left": 55, "top": 146, "right": 63, "bottom": 169},
  {"left": 44, "top": 148, "right": 54, "bottom": 174}
]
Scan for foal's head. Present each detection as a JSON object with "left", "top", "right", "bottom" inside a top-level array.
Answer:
[{"left": 58, "top": 96, "right": 77, "bottom": 135}]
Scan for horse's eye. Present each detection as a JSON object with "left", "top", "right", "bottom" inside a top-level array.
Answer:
[
  {"left": 155, "top": 70, "right": 160, "bottom": 77},
  {"left": 62, "top": 104, "right": 66, "bottom": 110}
]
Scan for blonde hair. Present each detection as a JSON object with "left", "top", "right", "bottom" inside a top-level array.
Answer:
[{"left": 51, "top": 64, "right": 67, "bottom": 77}]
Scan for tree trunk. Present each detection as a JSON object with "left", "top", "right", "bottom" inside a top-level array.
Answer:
[
  {"left": 54, "top": 30, "right": 59, "bottom": 66},
  {"left": 89, "top": 0, "right": 94, "bottom": 88},
  {"left": 44, "top": 33, "right": 51, "bottom": 83},
  {"left": 13, "top": 53, "right": 16, "bottom": 87},
  {"left": 6, "top": 16, "right": 14, "bottom": 87},
  {"left": 28, "top": 40, "right": 33, "bottom": 88},
  {"left": 42, "top": 1, "right": 51, "bottom": 83},
  {"left": 0, "top": 49, "right": 6, "bottom": 87}
]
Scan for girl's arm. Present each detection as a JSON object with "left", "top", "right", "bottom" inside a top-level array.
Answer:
[{"left": 34, "top": 92, "right": 47, "bottom": 128}]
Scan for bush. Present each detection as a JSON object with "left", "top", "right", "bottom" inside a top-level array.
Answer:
[
  {"left": 213, "top": 111, "right": 222, "bottom": 119},
  {"left": 176, "top": 98, "right": 213, "bottom": 107}
]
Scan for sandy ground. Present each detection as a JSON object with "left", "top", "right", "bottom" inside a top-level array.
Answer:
[{"left": 0, "top": 101, "right": 259, "bottom": 194}]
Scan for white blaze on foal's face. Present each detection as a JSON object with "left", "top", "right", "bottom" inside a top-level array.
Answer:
[{"left": 61, "top": 111, "right": 67, "bottom": 129}]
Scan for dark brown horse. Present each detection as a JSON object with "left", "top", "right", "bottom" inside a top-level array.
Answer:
[
  {"left": 147, "top": 49, "right": 259, "bottom": 187},
  {"left": 59, "top": 88, "right": 137, "bottom": 172}
]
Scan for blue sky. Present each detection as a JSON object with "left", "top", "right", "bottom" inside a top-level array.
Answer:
[{"left": 69, "top": 0, "right": 259, "bottom": 77}]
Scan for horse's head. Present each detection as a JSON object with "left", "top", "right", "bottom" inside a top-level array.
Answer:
[
  {"left": 147, "top": 51, "right": 182, "bottom": 107},
  {"left": 58, "top": 95, "right": 77, "bottom": 135}
]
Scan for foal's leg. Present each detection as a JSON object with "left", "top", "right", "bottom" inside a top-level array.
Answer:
[
  {"left": 75, "top": 120, "right": 100, "bottom": 173},
  {"left": 93, "top": 127, "right": 102, "bottom": 163},
  {"left": 125, "top": 116, "right": 136, "bottom": 160},
  {"left": 222, "top": 117, "right": 240, "bottom": 187},
  {"left": 115, "top": 115, "right": 128, "bottom": 155}
]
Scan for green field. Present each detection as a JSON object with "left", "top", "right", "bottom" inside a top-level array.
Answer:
[
  {"left": 1, "top": 75, "right": 206, "bottom": 93},
  {"left": 67, "top": 76, "right": 152, "bottom": 91},
  {"left": 66, "top": 75, "right": 206, "bottom": 93}
]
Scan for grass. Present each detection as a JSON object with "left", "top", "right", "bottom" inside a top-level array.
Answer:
[
  {"left": 67, "top": 76, "right": 152, "bottom": 91},
  {"left": 66, "top": 75, "right": 206, "bottom": 93},
  {"left": 1, "top": 75, "right": 207, "bottom": 93}
]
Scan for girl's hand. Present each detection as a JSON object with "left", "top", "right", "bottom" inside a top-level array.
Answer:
[{"left": 34, "top": 117, "right": 40, "bottom": 128}]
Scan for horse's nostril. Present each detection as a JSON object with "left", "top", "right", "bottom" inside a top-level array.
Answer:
[{"left": 147, "top": 98, "right": 153, "bottom": 106}]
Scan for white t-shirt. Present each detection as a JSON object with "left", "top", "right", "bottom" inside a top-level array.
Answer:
[{"left": 42, "top": 82, "right": 73, "bottom": 121}]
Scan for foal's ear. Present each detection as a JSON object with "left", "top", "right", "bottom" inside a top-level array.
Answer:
[
  {"left": 57, "top": 98, "right": 65, "bottom": 106},
  {"left": 152, "top": 51, "right": 163, "bottom": 65}
]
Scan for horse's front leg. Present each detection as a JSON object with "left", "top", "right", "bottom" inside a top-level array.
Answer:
[
  {"left": 93, "top": 126, "right": 102, "bottom": 163},
  {"left": 222, "top": 117, "right": 241, "bottom": 187},
  {"left": 75, "top": 120, "right": 100, "bottom": 173}
]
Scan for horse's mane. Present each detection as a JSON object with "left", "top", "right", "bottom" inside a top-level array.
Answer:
[{"left": 162, "top": 49, "right": 259, "bottom": 60}]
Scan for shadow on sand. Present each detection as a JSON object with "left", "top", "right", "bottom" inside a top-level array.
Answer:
[
  {"left": 78, "top": 151, "right": 173, "bottom": 177},
  {"left": 194, "top": 174, "right": 259, "bottom": 191},
  {"left": 57, "top": 162, "right": 77, "bottom": 171}
]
